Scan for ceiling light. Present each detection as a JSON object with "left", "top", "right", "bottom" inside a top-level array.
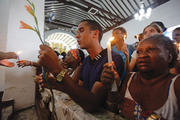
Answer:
[{"left": 134, "top": 1, "right": 152, "bottom": 21}]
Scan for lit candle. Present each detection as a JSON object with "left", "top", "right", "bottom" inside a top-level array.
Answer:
[
  {"left": 107, "top": 37, "right": 118, "bottom": 92},
  {"left": 16, "top": 51, "right": 22, "bottom": 61},
  {"left": 177, "top": 43, "right": 180, "bottom": 51},
  {"left": 107, "top": 37, "right": 114, "bottom": 64}
]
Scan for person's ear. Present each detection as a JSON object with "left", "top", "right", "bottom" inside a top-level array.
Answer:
[{"left": 92, "top": 30, "right": 99, "bottom": 39}]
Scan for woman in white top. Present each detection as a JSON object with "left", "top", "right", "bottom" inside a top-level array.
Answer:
[
  {"left": 129, "top": 23, "right": 163, "bottom": 72},
  {"left": 101, "top": 35, "right": 180, "bottom": 120}
]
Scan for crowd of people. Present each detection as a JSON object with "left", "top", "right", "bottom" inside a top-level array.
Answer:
[{"left": 1, "top": 19, "right": 180, "bottom": 120}]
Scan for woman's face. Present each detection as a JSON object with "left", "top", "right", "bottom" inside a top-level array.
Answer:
[
  {"left": 143, "top": 26, "right": 160, "bottom": 39},
  {"left": 63, "top": 51, "right": 81, "bottom": 69},
  {"left": 63, "top": 52, "right": 76, "bottom": 69},
  {"left": 112, "top": 29, "right": 125, "bottom": 47},
  {"left": 136, "top": 39, "right": 169, "bottom": 73}
]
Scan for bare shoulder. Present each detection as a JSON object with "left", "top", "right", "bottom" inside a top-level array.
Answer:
[
  {"left": 174, "top": 74, "right": 180, "bottom": 97},
  {"left": 174, "top": 74, "right": 180, "bottom": 110}
]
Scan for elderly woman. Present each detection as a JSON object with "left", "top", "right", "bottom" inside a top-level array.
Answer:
[{"left": 101, "top": 35, "right": 180, "bottom": 120}]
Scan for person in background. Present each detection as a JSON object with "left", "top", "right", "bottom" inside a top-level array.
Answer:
[
  {"left": 35, "top": 19, "right": 124, "bottom": 112},
  {"left": 170, "top": 27, "right": 180, "bottom": 74},
  {"left": 0, "top": 51, "right": 18, "bottom": 67},
  {"left": 173, "top": 27, "right": 180, "bottom": 43},
  {"left": 129, "top": 23, "right": 163, "bottom": 72},
  {"left": 101, "top": 34, "right": 180, "bottom": 120},
  {"left": 150, "top": 21, "right": 167, "bottom": 33},
  {"left": 112, "top": 27, "right": 135, "bottom": 75},
  {"left": 62, "top": 49, "right": 84, "bottom": 83},
  {"left": 60, "top": 52, "right": 66, "bottom": 60},
  {"left": 134, "top": 33, "right": 144, "bottom": 48}
]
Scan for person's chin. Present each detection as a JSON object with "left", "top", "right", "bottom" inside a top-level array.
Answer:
[
  {"left": 79, "top": 45, "right": 86, "bottom": 49},
  {"left": 137, "top": 64, "right": 150, "bottom": 72}
]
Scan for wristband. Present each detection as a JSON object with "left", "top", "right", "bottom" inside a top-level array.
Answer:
[{"left": 56, "top": 69, "right": 67, "bottom": 83}]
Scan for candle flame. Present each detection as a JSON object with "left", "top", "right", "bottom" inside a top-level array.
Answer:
[
  {"left": 178, "top": 43, "right": 180, "bottom": 51},
  {"left": 17, "top": 51, "right": 22, "bottom": 55},
  {"left": 107, "top": 37, "right": 114, "bottom": 45}
]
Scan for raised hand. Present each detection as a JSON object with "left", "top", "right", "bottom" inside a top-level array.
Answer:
[
  {"left": 34, "top": 73, "right": 64, "bottom": 91},
  {"left": 38, "top": 45, "right": 63, "bottom": 75},
  {"left": 0, "top": 59, "right": 15, "bottom": 67},
  {"left": 17, "top": 60, "right": 32, "bottom": 67},
  {"left": 0, "top": 52, "right": 18, "bottom": 60},
  {"left": 101, "top": 62, "right": 120, "bottom": 90}
]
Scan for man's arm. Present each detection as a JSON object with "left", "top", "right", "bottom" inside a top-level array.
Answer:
[
  {"left": 60, "top": 75, "right": 108, "bottom": 112},
  {"left": 0, "top": 52, "right": 18, "bottom": 60},
  {"left": 17, "top": 60, "right": 40, "bottom": 68},
  {"left": 36, "top": 73, "right": 107, "bottom": 112},
  {"left": 37, "top": 45, "right": 107, "bottom": 112}
]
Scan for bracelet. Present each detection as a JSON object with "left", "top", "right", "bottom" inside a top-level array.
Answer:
[
  {"left": 30, "top": 61, "right": 33, "bottom": 66},
  {"left": 56, "top": 69, "right": 67, "bottom": 83},
  {"left": 147, "top": 113, "right": 161, "bottom": 120}
]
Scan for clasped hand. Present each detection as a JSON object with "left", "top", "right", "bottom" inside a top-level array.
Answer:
[
  {"left": 17, "top": 60, "right": 32, "bottom": 67},
  {"left": 34, "top": 73, "right": 64, "bottom": 90},
  {"left": 101, "top": 62, "right": 120, "bottom": 90}
]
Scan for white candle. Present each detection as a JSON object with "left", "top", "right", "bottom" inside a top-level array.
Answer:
[
  {"left": 17, "top": 51, "right": 22, "bottom": 60},
  {"left": 107, "top": 37, "right": 114, "bottom": 64},
  {"left": 107, "top": 37, "right": 118, "bottom": 92}
]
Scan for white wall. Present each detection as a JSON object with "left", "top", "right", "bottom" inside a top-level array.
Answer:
[
  {"left": 101, "top": 0, "right": 180, "bottom": 47},
  {"left": 1, "top": 0, "right": 44, "bottom": 110},
  {"left": 0, "top": 0, "right": 10, "bottom": 91}
]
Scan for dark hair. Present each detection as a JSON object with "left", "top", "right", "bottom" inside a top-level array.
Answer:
[
  {"left": 80, "top": 19, "right": 103, "bottom": 42},
  {"left": 78, "top": 49, "right": 85, "bottom": 63},
  {"left": 173, "top": 27, "right": 180, "bottom": 32},
  {"left": 61, "top": 52, "right": 66, "bottom": 59},
  {"left": 143, "top": 24, "right": 163, "bottom": 34},
  {"left": 54, "top": 50, "right": 60, "bottom": 56},
  {"left": 113, "top": 27, "right": 127, "bottom": 39},
  {"left": 150, "top": 21, "right": 167, "bottom": 32},
  {"left": 145, "top": 34, "right": 178, "bottom": 68},
  {"left": 135, "top": 33, "right": 143, "bottom": 41}
]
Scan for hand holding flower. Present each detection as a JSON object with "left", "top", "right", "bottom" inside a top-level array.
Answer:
[{"left": 38, "top": 45, "right": 63, "bottom": 75}]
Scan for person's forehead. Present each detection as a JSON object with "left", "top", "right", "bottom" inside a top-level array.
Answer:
[
  {"left": 78, "top": 21, "right": 89, "bottom": 28},
  {"left": 173, "top": 30, "right": 180, "bottom": 34},
  {"left": 139, "top": 39, "right": 159, "bottom": 47},
  {"left": 145, "top": 26, "right": 156, "bottom": 31},
  {"left": 113, "top": 29, "right": 123, "bottom": 34}
]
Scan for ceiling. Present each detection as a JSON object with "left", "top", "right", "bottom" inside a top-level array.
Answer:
[{"left": 45, "top": 0, "right": 170, "bottom": 34}]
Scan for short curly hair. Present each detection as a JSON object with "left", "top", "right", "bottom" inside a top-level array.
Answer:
[{"left": 145, "top": 34, "right": 178, "bottom": 68}]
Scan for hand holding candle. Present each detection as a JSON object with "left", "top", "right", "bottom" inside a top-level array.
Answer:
[
  {"left": 177, "top": 43, "right": 180, "bottom": 51},
  {"left": 107, "top": 37, "right": 118, "bottom": 92}
]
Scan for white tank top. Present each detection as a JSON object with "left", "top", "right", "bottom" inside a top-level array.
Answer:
[{"left": 124, "top": 73, "right": 180, "bottom": 120}]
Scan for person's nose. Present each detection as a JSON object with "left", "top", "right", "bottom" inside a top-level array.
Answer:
[{"left": 75, "top": 32, "right": 80, "bottom": 39}]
